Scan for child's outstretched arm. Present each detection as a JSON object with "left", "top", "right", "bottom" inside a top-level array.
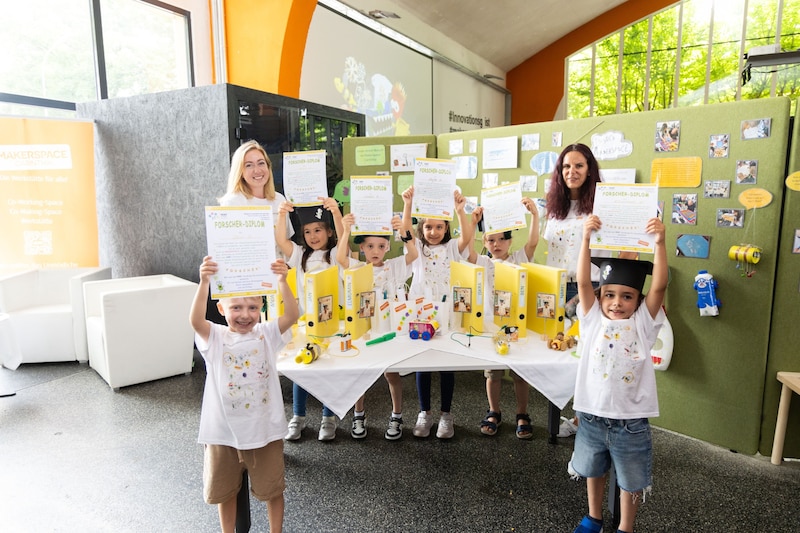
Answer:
[
  {"left": 320, "top": 196, "right": 344, "bottom": 242},
  {"left": 190, "top": 256, "right": 216, "bottom": 343},
  {"left": 577, "top": 215, "right": 602, "bottom": 316},
  {"left": 275, "top": 201, "right": 295, "bottom": 258},
  {"left": 401, "top": 186, "right": 414, "bottom": 236},
  {"left": 521, "top": 197, "right": 540, "bottom": 261},
  {"left": 392, "top": 214, "right": 418, "bottom": 265},
  {"left": 336, "top": 213, "right": 355, "bottom": 269},
  {"left": 466, "top": 206, "right": 484, "bottom": 263},
  {"left": 454, "top": 190, "right": 473, "bottom": 254},
  {"left": 275, "top": 259, "right": 300, "bottom": 334},
  {"left": 644, "top": 217, "right": 667, "bottom": 318}
]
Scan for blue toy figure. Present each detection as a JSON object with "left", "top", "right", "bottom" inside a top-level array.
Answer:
[{"left": 694, "top": 270, "right": 720, "bottom": 316}]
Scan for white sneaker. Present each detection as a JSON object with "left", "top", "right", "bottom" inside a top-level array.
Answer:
[
  {"left": 285, "top": 415, "right": 306, "bottom": 441},
  {"left": 351, "top": 415, "right": 367, "bottom": 439},
  {"left": 318, "top": 416, "right": 337, "bottom": 441},
  {"left": 436, "top": 412, "right": 454, "bottom": 439},
  {"left": 412, "top": 411, "right": 435, "bottom": 438},
  {"left": 557, "top": 416, "right": 578, "bottom": 438},
  {"left": 385, "top": 416, "right": 403, "bottom": 440}
]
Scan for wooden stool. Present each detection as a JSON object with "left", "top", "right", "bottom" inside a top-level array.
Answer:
[{"left": 771, "top": 371, "right": 800, "bottom": 465}]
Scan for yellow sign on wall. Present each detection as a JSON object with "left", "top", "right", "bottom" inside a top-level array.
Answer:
[
  {"left": 650, "top": 157, "right": 703, "bottom": 188},
  {"left": 0, "top": 117, "right": 98, "bottom": 269}
]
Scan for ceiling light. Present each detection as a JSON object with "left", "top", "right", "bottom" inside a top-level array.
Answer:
[{"left": 368, "top": 10, "right": 400, "bottom": 19}]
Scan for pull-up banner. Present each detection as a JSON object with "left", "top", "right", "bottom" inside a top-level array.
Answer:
[{"left": 0, "top": 117, "right": 98, "bottom": 269}]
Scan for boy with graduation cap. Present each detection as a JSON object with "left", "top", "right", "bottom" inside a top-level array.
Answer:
[{"left": 571, "top": 214, "right": 667, "bottom": 533}]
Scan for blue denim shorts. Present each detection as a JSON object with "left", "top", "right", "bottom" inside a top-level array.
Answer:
[{"left": 571, "top": 411, "right": 653, "bottom": 494}]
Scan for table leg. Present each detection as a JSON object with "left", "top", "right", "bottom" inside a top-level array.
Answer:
[
  {"left": 547, "top": 401, "right": 560, "bottom": 444},
  {"left": 235, "top": 471, "right": 251, "bottom": 533},
  {"left": 771, "top": 382, "right": 792, "bottom": 465}
]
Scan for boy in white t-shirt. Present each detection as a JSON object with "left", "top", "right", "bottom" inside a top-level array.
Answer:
[
  {"left": 190, "top": 256, "right": 299, "bottom": 533},
  {"left": 571, "top": 214, "right": 667, "bottom": 533}
]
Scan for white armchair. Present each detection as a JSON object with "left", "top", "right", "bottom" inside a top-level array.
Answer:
[
  {"left": 83, "top": 274, "right": 198, "bottom": 390},
  {"left": 0, "top": 267, "right": 112, "bottom": 369}
]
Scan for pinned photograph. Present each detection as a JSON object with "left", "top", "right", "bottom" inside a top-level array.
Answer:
[
  {"left": 519, "top": 174, "right": 538, "bottom": 192},
  {"left": 703, "top": 180, "right": 731, "bottom": 198},
  {"left": 793, "top": 229, "right": 800, "bottom": 254},
  {"left": 552, "top": 131, "right": 563, "bottom": 147},
  {"left": 716, "top": 208, "right": 744, "bottom": 228},
  {"left": 521, "top": 133, "right": 540, "bottom": 151},
  {"left": 671, "top": 193, "right": 697, "bottom": 225},
  {"left": 736, "top": 160, "right": 758, "bottom": 184},
  {"left": 708, "top": 134, "right": 729, "bottom": 158},
  {"left": 655, "top": 120, "right": 680, "bottom": 152},
  {"left": 741, "top": 118, "right": 771, "bottom": 140},
  {"left": 676, "top": 234, "right": 711, "bottom": 259}
]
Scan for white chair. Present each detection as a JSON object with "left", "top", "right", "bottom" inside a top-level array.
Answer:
[
  {"left": 83, "top": 274, "right": 198, "bottom": 390},
  {"left": 0, "top": 267, "right": 112, "bottom": 369}
]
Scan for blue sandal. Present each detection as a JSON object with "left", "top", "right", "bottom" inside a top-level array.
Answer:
[
  {"left": 515, "top": 413, "right": 533, "bottom": 439},
  {"left": 479, "top": 410, "right": 501, "bottom": 435}
]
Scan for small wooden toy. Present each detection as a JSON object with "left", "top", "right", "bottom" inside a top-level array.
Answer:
[{"left": 409, "top": 320, "right": 439, "bottom": 341}]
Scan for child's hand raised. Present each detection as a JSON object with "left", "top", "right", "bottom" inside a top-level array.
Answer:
[
  {"left": 319, "top": 197, "right": 338, "bottom": 212},
  {"left": 583, "top": 214, "right": 602, "bottom": 237},
  {"left": 390, "top": 215, "right": 403, "bottom": 230},
  {"left": 454, "top": 190, "right": 467, "bottom": 213},
  {"left": 278, "top": 201, "right": 294, "bottom": 215},
  {"left": 271, "top": 259, "right": 289, "bottom": 282},
  {"left": 471, "top": 206, "right": 484, "bottom": 225},
  {"left": 401, "top": 186, "right": 414, "bottom": 204},
  {"left": 199, "top": 256, "right": 218, "bottom": 282},
  {"left": 646, "top": 217, "right": 666, "bottom": 244}
]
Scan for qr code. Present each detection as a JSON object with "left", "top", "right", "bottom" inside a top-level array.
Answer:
[{"left": 23, "top": 230, "right": 53, "bottom": 255}]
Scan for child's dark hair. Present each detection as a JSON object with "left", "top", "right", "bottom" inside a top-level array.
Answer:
[
  {"left": 415, "top": 218, "right": 452, "bottom": 256},
  {"left": 300, "top": 221, "right": 336, "bottom": 271}
]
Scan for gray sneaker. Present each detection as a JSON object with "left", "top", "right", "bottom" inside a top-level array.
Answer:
[
  {"left": 285, "top": 415, "right": 306, "bottom": 441},
  {"left": 385, "top": 416, "right": 403, "bottom": 440},
  {"left": 436, "top": 412, "right": 454, "bottom": 439},
  {"left": 319, "top": 416, "right": 337, "bottom": 441},
  {"left": 351, "top": 415, "right": 367, "bottom": 439}
]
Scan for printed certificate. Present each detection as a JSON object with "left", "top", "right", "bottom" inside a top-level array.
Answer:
[
  {"left": 480, "top": 183, "right": 527, "bottom": 234},
  {"left": 283, "top": 150, "right": 328, "bottom": 206},
  {"left": 205, "top": 206, "right": 277, "bottom": 298},
  {"left": 350, "top": 176, "right": 394, "bottom": 235},
  {"left": 411, "top": 158, "right": 457, "bottom": 220},
  {"left": 591, "top": 183, "right": 659, "bottom": 253}
]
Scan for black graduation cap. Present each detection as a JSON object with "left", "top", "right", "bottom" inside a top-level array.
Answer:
[
  {"left": 291, "top": 205, "right": 335, "bottom": 233},
  {"left": 591, "top": 257, "right": 653, "bottom": 294}
]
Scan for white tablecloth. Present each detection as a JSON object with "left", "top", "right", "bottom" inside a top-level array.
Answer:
[{"left": 277, "top": 329, "right": 578, "bottom": 419}]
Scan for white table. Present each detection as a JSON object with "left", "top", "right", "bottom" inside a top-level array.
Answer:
[
  {"left": 277, "top": 329, "right": 579, "bottom": 442},
  {"left": 0, "top": 313, "right": 21, "bottom": 396}
]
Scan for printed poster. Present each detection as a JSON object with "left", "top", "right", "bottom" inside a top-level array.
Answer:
[
  {"left": 283, "top": 150, "right": 328, "bottom": 206},
  {"left": 411, "top": 158, "right": 457, "bottom": 220},
  {"left": 350, "top": 176, "right": 394, "bottom": 235},
  {"left": 591, "top": 183, "right": 659, "bottom": 253}
]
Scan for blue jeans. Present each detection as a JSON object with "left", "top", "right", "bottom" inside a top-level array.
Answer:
[
  {"left": 571, "top": 411, "right": 653, "bottom": 494},
  {"left": 416, "top": 371, "right": 455, "bottom": 412},
  {"left": 292, "top": 382, "right": 334, "bottom": 418}
]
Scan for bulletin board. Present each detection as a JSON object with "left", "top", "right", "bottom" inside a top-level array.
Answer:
[{"left": 436, "top": 97, "right": 791, "bottom": 455}]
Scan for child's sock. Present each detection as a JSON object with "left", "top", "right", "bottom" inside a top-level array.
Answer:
[
  {"left": 392, "top": 412, "right": 402, "bottom": 419},
  {"left": 354, "top": 410, "right": 365, "bottom": 418}
]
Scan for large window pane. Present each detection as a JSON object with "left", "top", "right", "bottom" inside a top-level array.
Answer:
[
  {"left": 741, "top": 0, "right": 779, "bottom": 101},
  {"left": 649, "top": 7, "right": 680, "bottom": 110},
  {"left": 621, "top": 20, "right": 650, "bottom": 113},
  {"left": 100, "top": 0, "right": 192, "bottom": 98},
  {"left": 708, "top": 0, "right": 745, "bottom": 104},
  {"left": 776, "top": 0, "right": 800, "bottom": 114},
  {"left": 0, "top": 0, "right": 96, "bottom": 103},
  {"left": 567, "top": 47, "right": 593, "bottom": 118},
  {"left": 677, "top": 0, "right": 712, "bottom": 107},
  {"left": 594, "top": 33, "right": 621, "bottom": 116}
]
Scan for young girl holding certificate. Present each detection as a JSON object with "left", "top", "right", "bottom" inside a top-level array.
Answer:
[
  {"left": 276, "top": 197, "right": 346, "bottom": 442},
  {"left": 401, "top": 185, "right": 476, "bottom": 439}
]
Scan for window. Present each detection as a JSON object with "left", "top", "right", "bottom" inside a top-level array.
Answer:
[
  {"left": 0, "top": 0, "right": 193, "bottom": 116},
  {"left": 566, "top": 0, "right": 800, "bottom": 119}
]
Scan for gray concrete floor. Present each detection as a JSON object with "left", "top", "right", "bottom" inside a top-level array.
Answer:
[{"left": 1, "top": 354, "right": 798, "bottom": 532}]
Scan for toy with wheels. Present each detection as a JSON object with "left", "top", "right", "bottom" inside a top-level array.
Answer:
[
  {"left": 651, "top": 315, "right": 674, "bottom": 371},
  {"left": 409, "top": 320, "right": 439, "bottom": 340}
]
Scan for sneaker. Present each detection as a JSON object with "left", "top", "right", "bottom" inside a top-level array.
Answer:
[
  {"left": 573, "top": 515, "right": 603, "bottom": 533},
  {"left": 351, "top": 415, "right": 367, "bottom": 439},
  {"left": 285, "top": 415, "right": 306, "bottom": 441},
  {"left": 412, "top": 411, "right": 435, "bottom": 438},
  {"left": 385, "top": 416, "right": 403, "bottom": 440},
  {"left": 567, "top": 451, "right": 579, "bottom": 478},
  {"left": 436, "top": 412, "right": 454, "bottom": 439},
  {"left": 318, "top": 416, "right": 337, "bottom": 441},
  {"left": 558, "top": 416, "right": 578, "bottom": 438}
]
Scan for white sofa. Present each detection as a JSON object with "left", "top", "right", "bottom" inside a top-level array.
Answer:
[
  {"left": 0, "top": 267, "right": 112, "bottom": 369},
  {"left": 83, "top": 274, "right": 198, "bottom": 390}
]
